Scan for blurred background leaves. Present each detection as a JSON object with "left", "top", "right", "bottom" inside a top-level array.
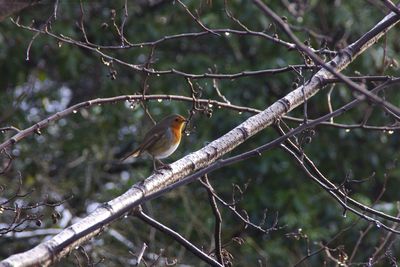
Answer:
[{"left": 1, "top": 0, "right": 400, "bottom": 266}]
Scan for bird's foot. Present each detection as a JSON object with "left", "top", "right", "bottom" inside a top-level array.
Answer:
[
  {"left": 152, "top": 159, "right": 172, "bottom": 174},
  {"left": 154, "top": 164, "right": 172, "bottom": 174}
]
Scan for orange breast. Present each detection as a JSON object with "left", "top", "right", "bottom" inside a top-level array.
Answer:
[{"left": 171, "top": 121, "right": 185, "bottom": 143}]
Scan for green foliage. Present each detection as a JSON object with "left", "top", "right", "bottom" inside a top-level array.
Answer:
[{"left": 1, "top": 0, "right": 400, "bottom": 266}]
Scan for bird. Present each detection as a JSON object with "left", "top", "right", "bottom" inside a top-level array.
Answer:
[{"left": 121, "top": 114, "right": 187, "bottom": 170}]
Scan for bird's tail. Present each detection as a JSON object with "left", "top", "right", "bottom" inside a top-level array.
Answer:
[{"left": 120, "top": 148, "right": 141, "bottom": 162}]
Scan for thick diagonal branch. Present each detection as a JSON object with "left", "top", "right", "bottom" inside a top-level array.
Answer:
[{"left": 2, "top": 6, "right": 400, "bottom": 267}]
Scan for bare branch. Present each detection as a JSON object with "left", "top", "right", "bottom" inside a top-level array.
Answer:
[
  {"left": 200, "top": 176, "right": 223, "bottom": 264},
  {"left": 133, "top": 206, "right": 223, "bottom": 267},
  {"left": 2, "top": 6, "right": 400, "bottom": 266},
  {"left": 252, "top": 0, "right": 400, "bottom": 118}
]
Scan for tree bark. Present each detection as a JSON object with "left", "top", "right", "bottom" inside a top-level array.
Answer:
[{"left": 1, "top": 6, "right": 399, "bottom": 267}]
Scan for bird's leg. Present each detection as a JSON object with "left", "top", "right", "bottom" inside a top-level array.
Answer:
[
  {"left": 152, "top": 157, "right": 163, "bottom": 174},
  {"left": 153, "top": 158, "right": 172, "bottom": 174},
  {"left": 159, "top": 159, "right": 173, "bottom": 170},
  {"left": 152, "top": 156, "right": 157, "bottom": 171}
]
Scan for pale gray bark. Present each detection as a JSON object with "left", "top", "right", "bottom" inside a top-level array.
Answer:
[{"left": 1, "top": 7, "right": 399, "bottom": 267}]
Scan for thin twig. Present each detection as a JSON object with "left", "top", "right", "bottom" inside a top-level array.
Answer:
[
  {"left": 252, "top": 0, "right": 400, "bottom": 119},
  {"left": 133, "top": 206, "right": 223, "bottom": 267},
  {"left": 200, "top": 176, "right": 223, "bottom": 264}
]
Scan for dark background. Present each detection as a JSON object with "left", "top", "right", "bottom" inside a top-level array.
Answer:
[{"left": 1, "top": 0, "right": 400, "bottom": 266}]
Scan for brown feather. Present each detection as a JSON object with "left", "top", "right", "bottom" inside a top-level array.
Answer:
[{"left": 120, "top": 114, "right": 185, "bottom": 163}]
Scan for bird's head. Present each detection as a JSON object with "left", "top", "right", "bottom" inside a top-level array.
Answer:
[{"left": 169, "top": 114, "right": 187, "bottom": 131}]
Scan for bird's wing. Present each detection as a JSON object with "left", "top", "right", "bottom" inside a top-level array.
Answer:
[
  {"left": 120, "top": 146, "right": 142, "bottom": 162},
  {"left": 120, "top": 131, "right": 164, "bottom": 162}
]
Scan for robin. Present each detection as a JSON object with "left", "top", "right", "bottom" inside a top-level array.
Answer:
[{"left": 121, "top": 114, "right": 187, "bottom": 170}]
